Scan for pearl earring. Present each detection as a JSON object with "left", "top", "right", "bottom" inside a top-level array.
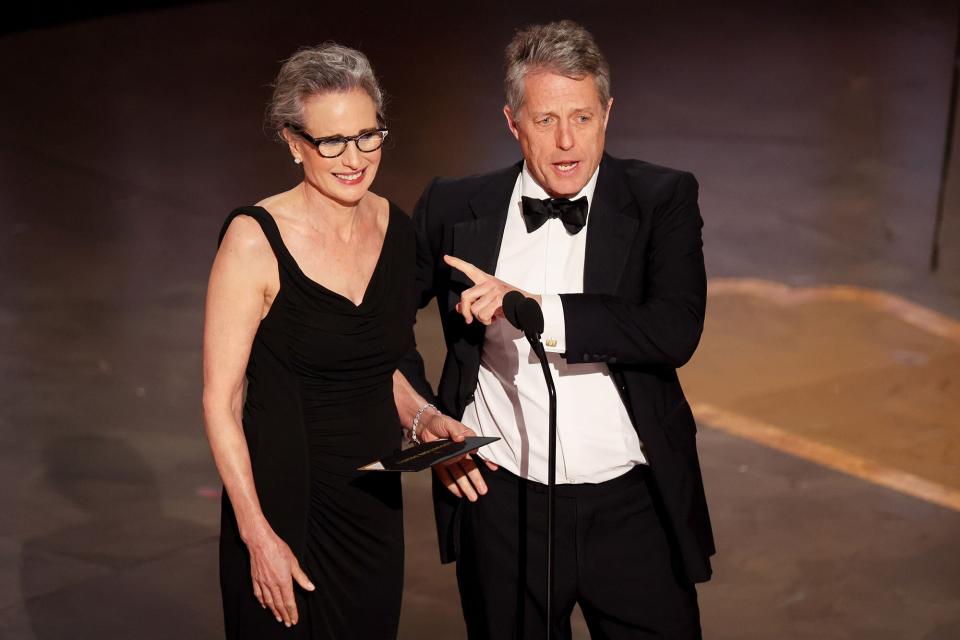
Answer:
[{"left": 294, "top": 157, "right": 302, "bottom": 165}]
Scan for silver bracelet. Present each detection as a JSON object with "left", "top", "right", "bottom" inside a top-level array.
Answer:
[{"left": 410, "top": 402, "right": 437, "bottom": 445}]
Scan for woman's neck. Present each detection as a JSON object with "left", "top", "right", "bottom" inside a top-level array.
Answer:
[{"left": 297, "top": 181, "right": 366, "bottom": 239}]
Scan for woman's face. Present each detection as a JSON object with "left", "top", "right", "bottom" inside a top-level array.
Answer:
[{"left": 287, "top": 89, "right": 382, "bottom": 206}]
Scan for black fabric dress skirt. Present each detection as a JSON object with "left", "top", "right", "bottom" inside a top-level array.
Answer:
[{"left": 217, "top": 203, "right": 417, "bottom": 639}]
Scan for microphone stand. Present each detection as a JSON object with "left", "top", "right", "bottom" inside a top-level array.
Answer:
[
  {"left": 502, "top": 291, "right": 558, "bottom": 639},
  {"left": 525, "top": 334, "right": 558, "bottom": 640}
]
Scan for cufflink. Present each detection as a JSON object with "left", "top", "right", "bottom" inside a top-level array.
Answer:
[{"left": 546, "top": 338, "right": 557, "bottom": 348}]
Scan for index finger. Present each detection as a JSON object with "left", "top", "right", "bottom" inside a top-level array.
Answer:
[{"left": 443, "top": 255, "right": 487, "bottom": 284}]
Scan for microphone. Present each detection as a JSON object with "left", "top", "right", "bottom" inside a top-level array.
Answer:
[{"left": 502, "top": 290, "right": 544, "bottom": 337}]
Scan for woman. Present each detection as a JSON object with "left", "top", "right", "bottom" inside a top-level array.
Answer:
[{"left": 202, "top": 44, "right": 460, "bottom": 639}]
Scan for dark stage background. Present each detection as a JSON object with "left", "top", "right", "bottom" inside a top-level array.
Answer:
[{"left": 2, "top": 1, "right": 959, "bottom": 638}]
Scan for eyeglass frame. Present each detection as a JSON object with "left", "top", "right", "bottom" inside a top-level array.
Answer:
[{"left": 286, "top": 123, "right": 389, "bottom": 158}]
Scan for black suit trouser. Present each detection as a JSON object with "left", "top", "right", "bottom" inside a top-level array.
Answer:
[{"left": 456, "top": 464, "right": 701, "bottom": 639}]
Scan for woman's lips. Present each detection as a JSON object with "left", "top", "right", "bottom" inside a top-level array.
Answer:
[{"left": 333, "top": 168, "right": 365, "bottom": 185}]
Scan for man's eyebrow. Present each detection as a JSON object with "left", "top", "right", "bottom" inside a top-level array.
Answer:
[{"left": 529, "top": 106, "right": 597, "bottom": 117}]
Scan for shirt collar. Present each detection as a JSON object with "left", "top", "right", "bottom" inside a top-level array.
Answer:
[{"left": 520, "top": 161, "right": 600, "bottom": 211}]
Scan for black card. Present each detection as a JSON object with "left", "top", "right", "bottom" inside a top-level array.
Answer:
[{"left": 359, "top": 437, "right": 500, "bottom": 472}]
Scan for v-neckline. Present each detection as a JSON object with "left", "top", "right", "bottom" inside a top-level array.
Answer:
[{"left": 256, "top": 203, "right": 393, "bottom": 309}]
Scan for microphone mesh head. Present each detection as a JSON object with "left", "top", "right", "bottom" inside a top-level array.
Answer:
[
  {"left": 502, "top": 290, "right": 525, "bottom": 330},
  {"left": 517, "top": 297, "right": 545, "bottom": 335}
]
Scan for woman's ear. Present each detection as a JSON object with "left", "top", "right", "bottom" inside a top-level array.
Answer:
[{"left": 281, "top": 127, "right": 302, "bottom": 165}]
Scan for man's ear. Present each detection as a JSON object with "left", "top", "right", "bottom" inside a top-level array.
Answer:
[
  {"left": 602, "top": 97, "right": 613, "bottom": 131},
  {"left": 503, "top": 105, "right": 521, "bottom": 141}
]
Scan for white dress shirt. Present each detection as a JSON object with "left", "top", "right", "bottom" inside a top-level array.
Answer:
[{"left": 460, "top": 163, "right": 647, "bottom": 484}]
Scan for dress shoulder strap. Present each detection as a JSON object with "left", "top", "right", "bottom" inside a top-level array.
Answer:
[{"left": 218, "top": 206, "right": 289, "bottom": 263}]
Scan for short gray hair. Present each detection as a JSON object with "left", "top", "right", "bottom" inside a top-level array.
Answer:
[
  {"left": 266, "top": 43, "right": 385, "bottom": 142},
  {"left": 504, "top": 20, "right": 610, "bottom": 116}
]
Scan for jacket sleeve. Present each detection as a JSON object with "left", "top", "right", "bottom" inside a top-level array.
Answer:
[
  {"left": 560, "top": 172, "right": 706, "bottom": 368},
  {"left": 397, "top": 178, "right": 440, "bottom": 402}
]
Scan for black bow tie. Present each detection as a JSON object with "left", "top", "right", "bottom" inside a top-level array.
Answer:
[{"left": 520, "top": 196, "right": 588, "bottom": 234}]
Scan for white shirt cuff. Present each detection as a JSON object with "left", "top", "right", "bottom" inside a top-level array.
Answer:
[{"left": 540, "top": 294, "right": 566, "bottom": 353}]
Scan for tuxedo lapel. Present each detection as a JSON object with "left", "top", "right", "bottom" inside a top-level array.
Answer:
[
  {"left": 450, "top": 161, "right": 522, "bottom": 277},
  {"left": 584, "top": 155, "right": 639, "bottom": 295},
  {"left": 445, "top": 162, "right": 522, "bottom": 383}
]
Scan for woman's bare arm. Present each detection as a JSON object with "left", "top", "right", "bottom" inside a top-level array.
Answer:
[
  {"left": 202, "top": 216, "right": 313, "bottom": 627},
  {"left": 203, "top": 216, "right": 274, "bottom": 542}
]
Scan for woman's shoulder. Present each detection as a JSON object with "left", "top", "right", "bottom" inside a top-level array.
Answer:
[
  {"left": 219, "top": 212, "right": 275, "bottom": 260},
  {"left": 361, "top": 192, "right": 410, "bottom": 237},
  {"left": 254, "top": 189, "right": 293, "bottom": 213},
  {"left": 226, "top": 190, "right": 305, "bottom": 245},
  {"left": 389, "top": 203, "right": 416, "bottom": 248},
  {"left": 370, "top": 194, "right": 410, "bottom": 228},
  {"left": 219, "top": 190, "right": 298, "bottom": 258}
]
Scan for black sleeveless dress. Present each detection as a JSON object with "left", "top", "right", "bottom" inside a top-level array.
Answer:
[{"left": 217, "top": 203, "right": 417, "bottom": 639}]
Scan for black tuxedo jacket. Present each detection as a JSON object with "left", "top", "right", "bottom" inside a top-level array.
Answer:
[{"left": 399, "top": 153, "right": 716, "bottom": 583}]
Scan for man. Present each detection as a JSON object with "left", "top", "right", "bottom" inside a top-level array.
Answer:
[{"left": 398, "top": 19, "right": 714, "bottom": 639}]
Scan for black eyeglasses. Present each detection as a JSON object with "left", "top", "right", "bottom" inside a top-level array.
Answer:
[{"left": 287, "top": 124, "right": 389, "bottom": 158}]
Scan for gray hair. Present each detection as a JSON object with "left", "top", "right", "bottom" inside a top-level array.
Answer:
[
  {"left": 504, "top": 20, "right": 610, "bottom": 116},
  {"left": 266, "top": 43, "right": 385, "bottom": 142}
]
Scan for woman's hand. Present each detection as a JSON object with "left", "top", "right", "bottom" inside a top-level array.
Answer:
[
  {"left": 246, "top": 528, "right": 315, "bottom": 627},
  {"left": 418, "top": 411, "right": 498, "bottom": 501},
  {"left": 391, "top": 371, "right": 498, "bottom": 501}
]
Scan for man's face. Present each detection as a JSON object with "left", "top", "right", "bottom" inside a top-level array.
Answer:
[{"left": 504, "top": 71, "right": 612, "bottom": 198}]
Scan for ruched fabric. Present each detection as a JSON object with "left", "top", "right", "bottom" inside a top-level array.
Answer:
[{"left": 217, "top": 204, "right": 416, "bottom": 640}]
